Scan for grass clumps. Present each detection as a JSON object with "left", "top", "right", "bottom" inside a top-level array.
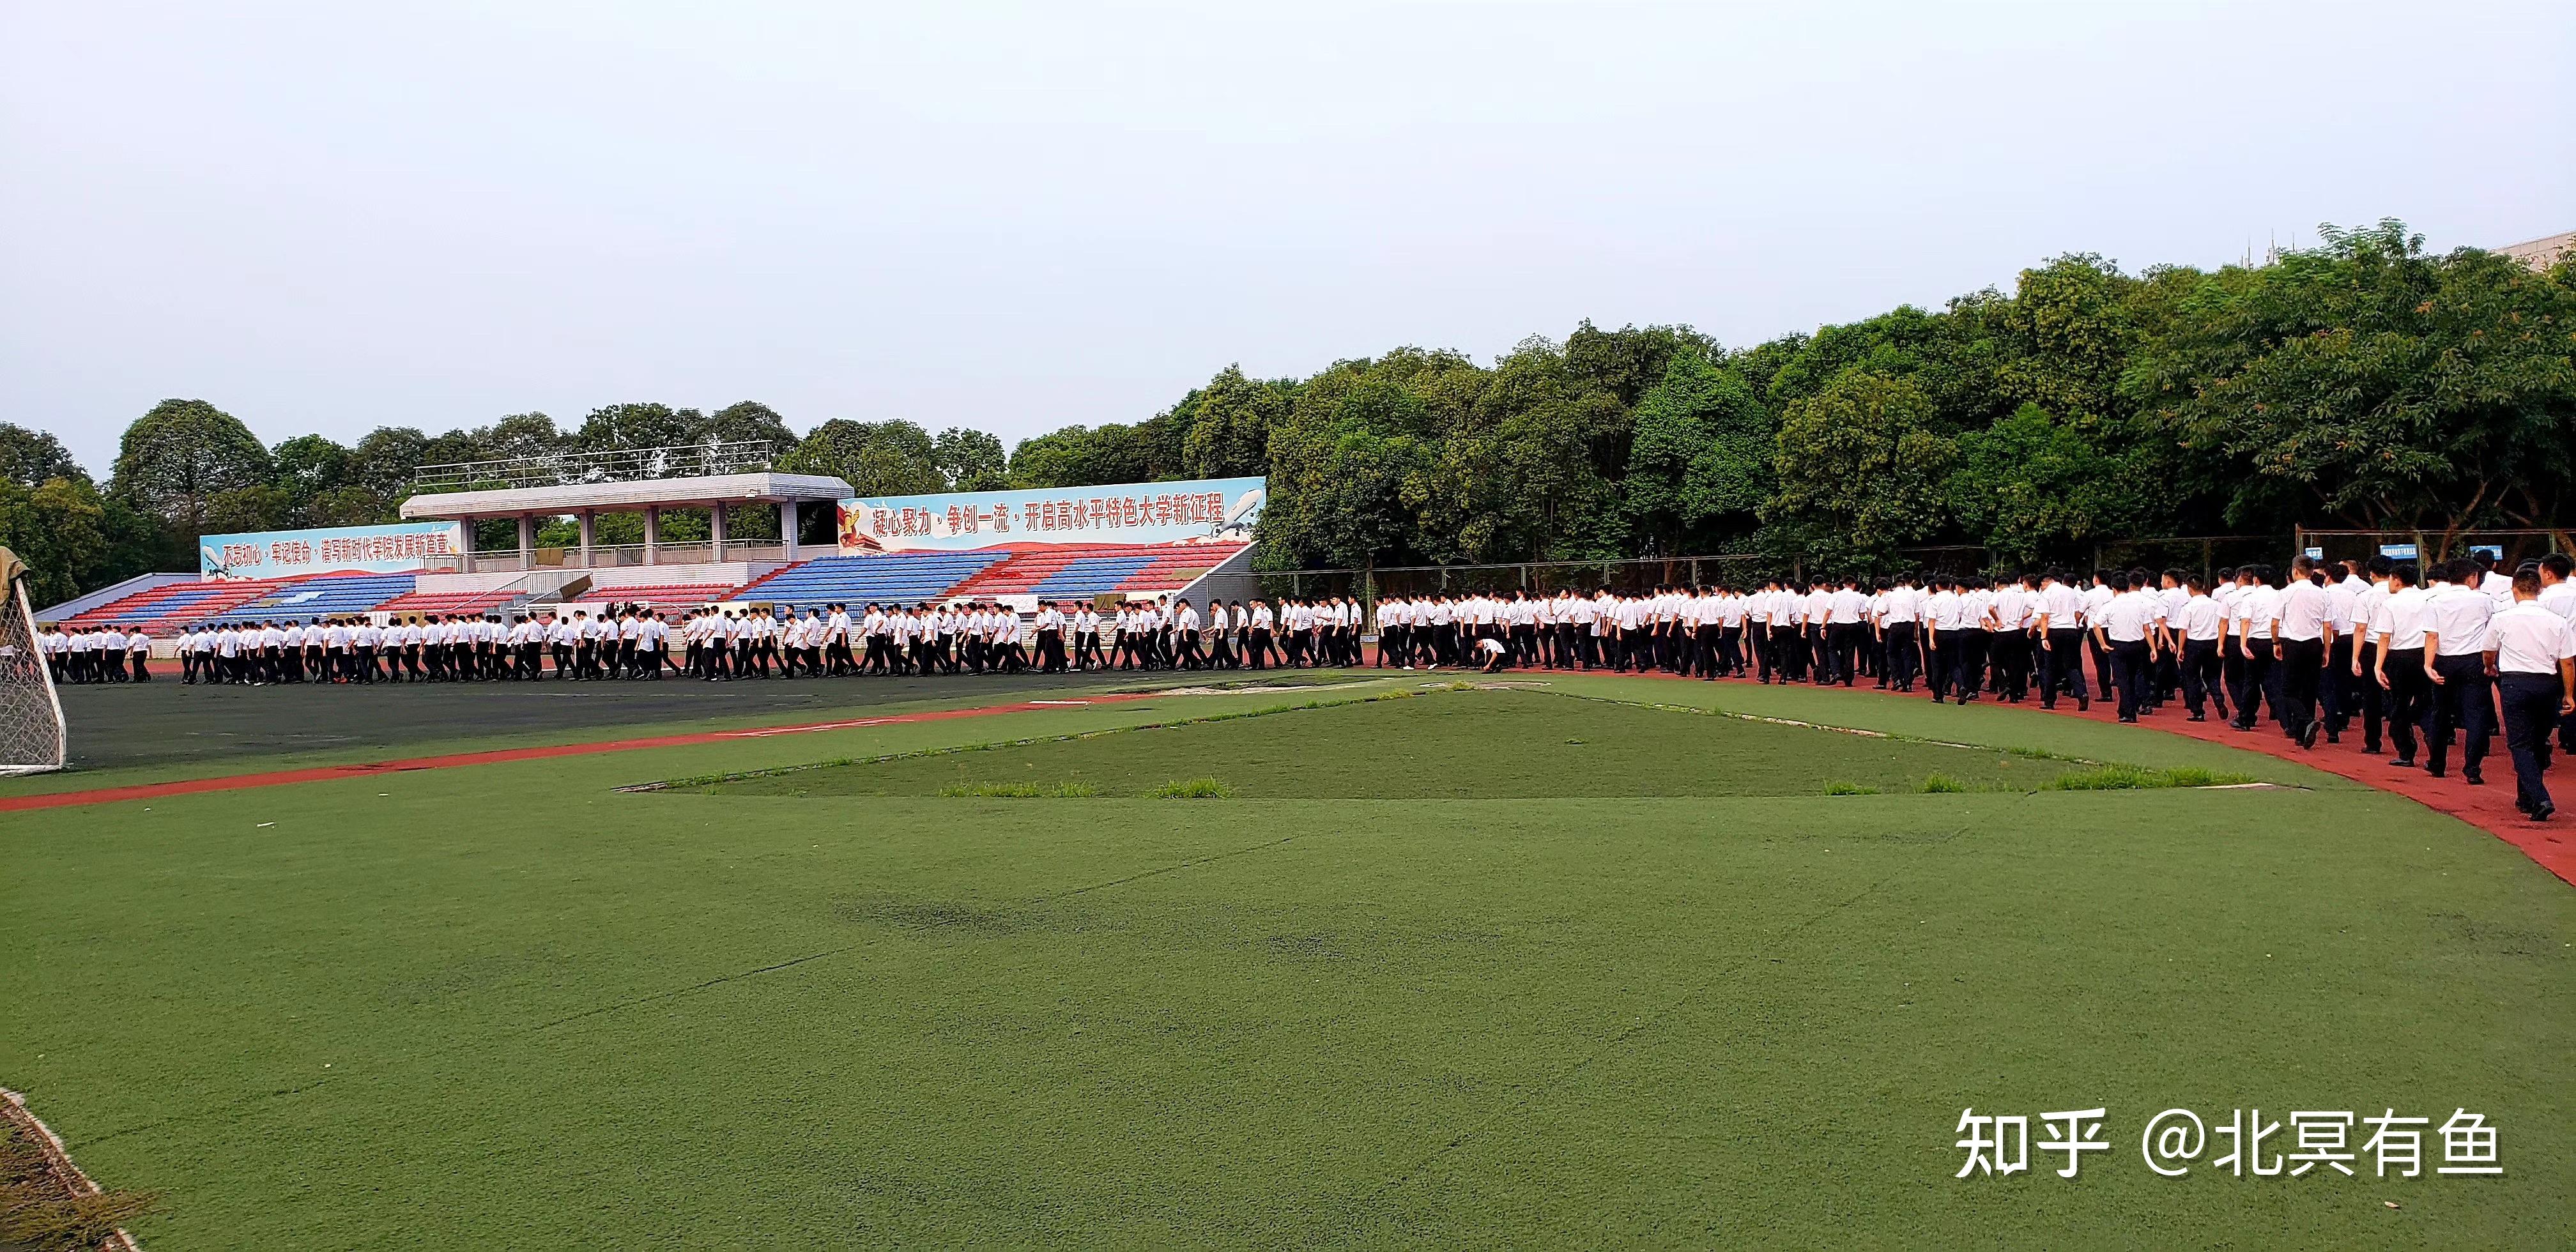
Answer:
[
  {"left": 1147, "top": 778, "right": 1233, "bottom": 800},
  {"left": 2045, "top": 764, "right": 2254, "bottom": 791},
  {"left": 1919, "top": 774, "right": 1970, "bottom": 793},
  {"left": 1824, "top": 781, "right": 1880, "bottom": 796},
  {"left": 938, "top": 781, "right": 1100, "bottom": 798},
  {"left": 3, "top": 1118, "right": 155, "bottom": 1252}
]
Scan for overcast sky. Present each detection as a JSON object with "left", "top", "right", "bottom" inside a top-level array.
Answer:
[{"left": 5, "top": 1, "right": 2570, "bottom": 475}]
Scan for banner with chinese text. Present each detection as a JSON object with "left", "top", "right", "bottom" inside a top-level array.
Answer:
[
  {"left": 198, "top": 521, "right": 467, "bottom": 579},
  {"left": 837, "top": 477, "right": 1263, "bottom": 554}
]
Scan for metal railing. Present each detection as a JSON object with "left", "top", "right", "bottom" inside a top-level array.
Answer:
[
  {"left": 422, "top": 542, "right": 797, "bottom": 574},
  {"left": 412, "top": 439, "right": 779, "bottom": 492},
  {"left": 2294, "top": 526, "right": 2571, "bottom": 567}
]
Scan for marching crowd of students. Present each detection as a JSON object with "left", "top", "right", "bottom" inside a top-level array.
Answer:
[
  {"left": 36, "top": 597, "right": 1355, "bottom": 689},
  {"left": 40, "top": 551, "right": 2576, "bottom": 817}
]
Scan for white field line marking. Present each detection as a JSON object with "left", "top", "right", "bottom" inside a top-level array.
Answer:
[{"left": 719, "top": 719, "right": 895, "bottom": 738}]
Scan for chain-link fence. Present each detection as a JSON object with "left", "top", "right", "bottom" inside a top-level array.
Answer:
[{"left": 2294, "top": 528, "right": 2572, "bottom": 570}]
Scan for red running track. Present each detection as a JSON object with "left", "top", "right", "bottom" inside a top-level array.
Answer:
[{"left": 0, "top": 694, "right": 1153, "bottom": 815}]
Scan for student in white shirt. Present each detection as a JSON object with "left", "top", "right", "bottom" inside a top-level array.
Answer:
[
  {"left": 2171, "top": 573, "right": 2230, "bottom": 722},
  {"left": 2090, "top": 570, "right": 2164, "bottom": 722},
  {"left": 2273, "top": 556, "right": 2337, "bottom": 748},
  {"left": 2538, "top": 554, "right": 2576, "bottom": 756},
  {"left": 2487, "top": 564, "right": 2576, "bottom": 820},
  {"left": 2421, "top": 557, "right": 2497, "bottom": 781},
  {"left": 2225, "top": 567, "right": 2283, "bottom": 731},
  {"left": 2368, "top": 563, "right": 2434, "bottom": 767}
]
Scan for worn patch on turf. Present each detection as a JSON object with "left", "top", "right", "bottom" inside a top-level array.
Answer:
[{"left": 690, "top": 687, "right": 2110, "bottom": 800}]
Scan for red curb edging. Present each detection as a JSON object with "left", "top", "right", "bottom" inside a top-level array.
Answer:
[{"left": 0, "top": 694, "right": 1155, "bottom": 815}]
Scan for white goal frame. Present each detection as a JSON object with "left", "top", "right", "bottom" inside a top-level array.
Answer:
[{"left": 0, "top": 576, "right": 68, "bottom": 775}]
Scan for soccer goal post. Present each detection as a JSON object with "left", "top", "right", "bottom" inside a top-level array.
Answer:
[{"left": 0, "top": 547, "right": 68, "bottom": 775}]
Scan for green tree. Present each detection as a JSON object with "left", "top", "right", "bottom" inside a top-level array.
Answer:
[
  {"left": 574, "top": 403, "right": 699, "bottom": 454},
  {"left": 779, "top": 419, "right": 944, "bottom": 496},
  {"left": 348, "top": 427, "right": 431, "bottom": 496},
  {"left": 269, "top": 433, "right": 355, "bottom": 524},
  {"left": 0, "top": 423, "right": 86, "bottom": 487},
  {"left": 695, "top": 402, "right": 792, "bottom": 453},
  {"left": 475, "top": 411, "right": 565, "bottom": 462},
  {"left": 108, "top": 399, "right": 273, "bottom": 534},
  {"left": 932, "top": 427, "right": 1009, "bottom": 491},
  {"left": 1175, "top": 365, "right": 1294, "bottom": 479},
  {"left": 2122, "top": 219, "right": 2576, "bottom": 543},
  {"left": 1944, "top": 403, "right": 2145, "bottom": 563},
  {"left": 1622, "top": 349, "right": 1774, "bottom": 553},
  {"left": 1008, "top": 424, "right": 1155, "bottom": 489},
  {"left": 1767, "top": 372, "right": 1955, "bottom": 561},
  {"left": 0, "top": 476, "right": 174, "bottom": 606},
  {"left": 1997, "top": 254, "right": 2138, "bottom": 422}
]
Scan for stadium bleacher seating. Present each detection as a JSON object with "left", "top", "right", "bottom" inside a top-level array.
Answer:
[
  {"left": 732, "top": 551, "right": 1008, "bottom": 608},
  {"left": 52, "top": 541, "right": 1247, "bottom": 633},
  {"left": 60, "top": 579, "right": 272, "bottom": 630},
  {"left": 561, "top": 583, "right": 739, "bottom": 615},
  {"left": 61, "top": 573, "right": 419, "bottom": 631},
  {"left": 194, "top": 574, "right": 420, "bottom": 625},
  {"left": 375, "top": 588, "right": 527, "bottom": 618},
  {"left": 949, "top": 542, "right": 1248, "bottom": 602}
]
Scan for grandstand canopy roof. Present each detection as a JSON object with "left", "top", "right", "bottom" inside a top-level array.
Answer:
[{"left": 397, "top": 471, "right": 854, "bottom": 521}]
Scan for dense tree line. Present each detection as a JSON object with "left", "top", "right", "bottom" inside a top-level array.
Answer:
[{"left": 7, "top": 219, "right": 2569, "bottom": 605}]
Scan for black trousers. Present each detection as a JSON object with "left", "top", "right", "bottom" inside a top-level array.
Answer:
[
  {"left": 2320, "top": 636, "right": 2355, "bottom": 737},
  {"left": 2231, "top": 639, "right": 2275, "bottom": 728},
  {"left": 2497, "top": 672, "right": 2562, "bottom": 813},
  {"left": 2278, "top": 637, "right": 2325, "bottom": 739},
  {"left": 1942, "top": 629, "right": 1985, "bottom": 699},
  {"left": 1826, "top": 622, "right": 1862, "bottom": 685},
  {"left": 2380, "top": 648, "right": 2427, "bottom": 761},
  {"left": 1989, "top": 631, "right": 2030, "bottom": 701},
  {"left": 2180, "top": 639, "right": 2223, "bottom": 717},
  {"left": 2040, "top": 629, "right": 2090, "bottom": 709},
  {"left": 1883, "top": 623, "right": 1919, "bottom": 689},
  {"left": 2344, "top": 639, "right": 2384, "bottom": 749},
  {"left": 2110, "top": 639, "right": 2150, "bottom": 719},
  {"left": 2426, "top": 653, "right": 2490, "bottom": 776}
]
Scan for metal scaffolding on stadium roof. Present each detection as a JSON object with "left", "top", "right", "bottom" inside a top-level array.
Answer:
[
  {"left": 411, "top": 439, "right": 783, "bottom": 491},
  {"left": 398, "top": 440, "right": 851, "bottom": 571}
]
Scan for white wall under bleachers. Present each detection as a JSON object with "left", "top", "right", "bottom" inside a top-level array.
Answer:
[
  {"left": 415, "top": 561, "right": 786, "bottom": 597},
  {"left": 583, "top": 562, "right": 785, "bottom": 590}
]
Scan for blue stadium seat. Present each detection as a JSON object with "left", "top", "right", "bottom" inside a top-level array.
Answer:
[
  {"left": 736, "top": 552, "right": 1006, "bottom": 609},
  {"left": 1029, "top": 556, "right": 1157, "bottom": 598},
  {"left": 197, "top": 574, "right": 420, "bottom": 624}
]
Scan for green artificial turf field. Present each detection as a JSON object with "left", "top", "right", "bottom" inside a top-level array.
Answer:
[{"left": 3, "top": 676, "right": 2569, "bottom": 1248}]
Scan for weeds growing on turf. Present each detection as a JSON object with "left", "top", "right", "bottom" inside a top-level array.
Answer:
[
  {"left": 937, "top": 781, "right": 1101, "bottom": 798},
  {"left": 1147, "top": 777, "right": 1232, "bottom": 799},
  {"left": 1, "top": 1114, "right": 153, "bottom": 1252},
  {"left": 1919, "top": 774, "right": 1970, "bottom": 793},
  {"left": 2044, "top": 764, "right": 2253, "bottom": 791},
  {"left": 1823, "top": 781, "right": 1881, "bottom": 795}
]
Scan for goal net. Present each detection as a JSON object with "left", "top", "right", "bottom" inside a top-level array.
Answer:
[{"left": 0, "top": 547, "right": 68, "bottom": 775}]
